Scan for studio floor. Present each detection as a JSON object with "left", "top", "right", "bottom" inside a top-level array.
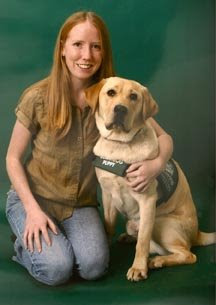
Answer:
[{"left": 0, "top": 178, "right": 215, "bottom": 305}]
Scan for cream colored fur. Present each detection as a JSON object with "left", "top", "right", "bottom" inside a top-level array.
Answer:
[{"left": 85, "top": 77, "right": 216, "bottom": 282}]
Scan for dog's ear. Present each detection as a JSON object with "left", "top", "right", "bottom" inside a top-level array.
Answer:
[
  {"left": 85, "top": 79, "right": 106, "bottom": 113},
  {"left": 142, "top": 86, "right": 159, "bottom": 120}
]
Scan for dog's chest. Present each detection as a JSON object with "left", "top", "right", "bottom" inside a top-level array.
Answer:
[
  {"left": 93, "top": 124, "right": 158, "bottom": 164},
  {"left": 96, "top": 168, "right": 140, "bottom": 220}
]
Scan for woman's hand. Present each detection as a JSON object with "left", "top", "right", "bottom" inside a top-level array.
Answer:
[
  {"left": 125, "top": 158, "right": 164, "bottom": 192},
  {"left": 24, "top": 207, "right": 58, "bottom": 253},
  {"left": 6, "top": 120, "right": 58, "bottom": 253},
  {"left": 125, "top": 118, "right": 173, "bottom": 192}
]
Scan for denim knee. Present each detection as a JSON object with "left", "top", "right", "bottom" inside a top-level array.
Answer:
[
  {"left": 79, "top": 251, "right": 109, "bottom": 280},
  {"left": 32, "top": 252, "right": 74, "bottom": 286}
]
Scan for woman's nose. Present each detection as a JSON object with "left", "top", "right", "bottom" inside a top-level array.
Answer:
[{"left": 82, "top": 45, "right": 92, "bottom": 59}]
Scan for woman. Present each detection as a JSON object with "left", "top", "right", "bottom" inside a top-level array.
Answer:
[{"left": 6, "top": 11, "right": 173, "bottom": 286}]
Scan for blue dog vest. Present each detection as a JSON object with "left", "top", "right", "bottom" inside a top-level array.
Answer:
[
  {"left": 93, "top": 157, "right": 178, "bottom": 205},
  {"left": 156, "top": 159, "right": 178, "bottom": 205}
]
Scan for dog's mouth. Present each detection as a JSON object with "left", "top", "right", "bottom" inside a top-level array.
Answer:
[
  {"left": 105, "top": 116, "right": 130, "bottom": 133},
  {"left": 105, "top": 104, "right": 130, "bottom": 133},
  {"left": 106, "top": 122, "right": 129, "bottom": 132}
]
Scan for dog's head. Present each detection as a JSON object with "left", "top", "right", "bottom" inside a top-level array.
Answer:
[{"left": 85, "top": 77, "right": 158, "bottom": 139}]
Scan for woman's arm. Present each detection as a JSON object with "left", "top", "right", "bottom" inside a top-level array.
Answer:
[
  {"left": 6, "top": 120, "right": 57, "bottom": 252},
  {"left": 126, "top": 118, "right": 173, "bottom": 192},
  {"left": 148, "top": 117, "right": 173, "bottom": 166}
]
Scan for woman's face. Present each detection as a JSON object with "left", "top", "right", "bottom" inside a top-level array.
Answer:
[{"left": 62, "top": 20, "right": 102, "bottom": 83}]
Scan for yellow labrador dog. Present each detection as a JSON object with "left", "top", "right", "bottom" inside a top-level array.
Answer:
[{"left": 85, "top": 77, "right": 216, "bottom": 282}]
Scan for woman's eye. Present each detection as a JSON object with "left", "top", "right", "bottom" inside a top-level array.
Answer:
[
  {"left": 92, "top": 44, "right": 101, "bottom": 50},
  {"left": 73, "top": 42, "right": 82, "bottom": 47},
  {"left": 107, "top": 89, "right": 116, "bottom": 97},
  {"left": 129, "top": 93, "right": 138, "bottom": 101}
]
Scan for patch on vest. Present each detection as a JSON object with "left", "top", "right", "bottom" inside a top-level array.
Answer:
[
  {"left": 92, "top": 156, "right": 130, "bottom": 177},
  {"left": 156, "top": 159, "right": 178, "bottom": 205}
]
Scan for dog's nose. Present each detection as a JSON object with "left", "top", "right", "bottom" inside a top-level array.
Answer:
[{"left": 114, "top": 105, "right": 128, "bottom": 115}]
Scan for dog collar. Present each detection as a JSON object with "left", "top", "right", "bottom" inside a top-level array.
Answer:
[{"left": 92, "top": 156, "right": 130, "bottom": 176}]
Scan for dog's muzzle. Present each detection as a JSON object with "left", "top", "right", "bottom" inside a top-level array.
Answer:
[
  {"left": 106, "top": 104, "right": 129, "bottom": 132},
  {"left": 114, "top": 104, "right": 128, "bottom": 116}
]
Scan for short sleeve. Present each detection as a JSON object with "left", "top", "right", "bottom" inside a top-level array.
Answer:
[{"left": 15, "top": 87, "right": 43, "bottom": 135}]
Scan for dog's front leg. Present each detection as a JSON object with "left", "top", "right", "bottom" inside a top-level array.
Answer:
[
  {"left": 102, "top": 188, "right": 118, "bottom": 244},
  {"left": 127, "top": 190, "right": 157, "bottom": 281}
]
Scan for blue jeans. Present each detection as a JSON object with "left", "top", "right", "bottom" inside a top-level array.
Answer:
[{"left": 6, "top": 189, "right": 109, "bottom": 286}]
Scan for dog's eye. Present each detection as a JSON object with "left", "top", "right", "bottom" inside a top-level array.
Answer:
[
  {"left": 129, "top": 93, "right": 138, "bottom": 101},
  {"left": 107, "top": 89, "right": 116, "bottom": 97}
]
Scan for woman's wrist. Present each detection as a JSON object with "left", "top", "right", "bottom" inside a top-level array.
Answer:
[
  {"left": 24, "top": 198, "right": 42, "bottom": 215},
  {"left": 155, "top": 155, "right": 166, "bottom": 175}
]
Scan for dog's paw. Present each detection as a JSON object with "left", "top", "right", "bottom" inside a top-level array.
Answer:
[
  {"left": 148, "top": 256, "right": 164, "bottom": 269},
  {"left": 118, "top": 233, "right": 136, "bottom": 243},
  {"left": 127, "top": 267, "right": 148, "bottom": 282}
]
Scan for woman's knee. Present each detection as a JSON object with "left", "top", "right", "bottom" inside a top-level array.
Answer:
[
  {"left": 14, "top": 234, "right": 74, "bottom": 286},
  {"left": 32, "top": 251, "right": 74, "bottom": 286},
  {"left": 79, "top": 250, "right": 110, "bottom": 280}
]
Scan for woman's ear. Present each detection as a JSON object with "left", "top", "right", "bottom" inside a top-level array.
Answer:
[
  {"left": 85, "top": 79, "right": 106, "bottom": 113},
  {"left": 142, "top": 86, "right": 159, "bottom": 120}
]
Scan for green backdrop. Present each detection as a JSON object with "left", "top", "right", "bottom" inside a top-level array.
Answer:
[
  {"left": 1, "top": 0, "right": 214, "bottom": 184},
  {"left": 0, "top": 1, "right": 215, "bottom": 305}
]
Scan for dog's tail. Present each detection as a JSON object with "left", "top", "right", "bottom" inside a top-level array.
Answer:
[{"left": 194, "top": 231, "right": 216, "bottom": 246}]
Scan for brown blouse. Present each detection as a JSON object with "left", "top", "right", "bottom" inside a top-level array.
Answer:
[{"left": 15, "top": 86, "right": 99, "bottom": 221}]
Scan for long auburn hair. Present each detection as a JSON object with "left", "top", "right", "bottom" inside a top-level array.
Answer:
[{"left": 35, "top": 11, "right": 115, "bottom": 138}]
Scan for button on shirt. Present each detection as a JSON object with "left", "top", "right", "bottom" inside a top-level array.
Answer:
[{"left": 15, "top": 86, "right": 99, "bottom": 221}]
